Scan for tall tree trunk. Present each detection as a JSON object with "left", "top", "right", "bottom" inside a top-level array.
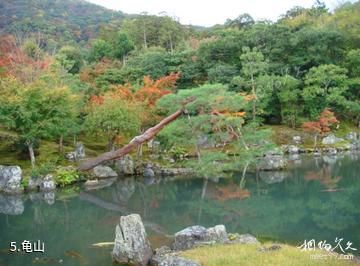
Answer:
[{"left": 27, "top": 142, "right": 36, "bottom": 168}]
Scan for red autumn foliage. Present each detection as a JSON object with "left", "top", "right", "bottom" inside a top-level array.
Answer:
[
  {"left": 302, "top": 108, "right": 339, "bottom": 136},
  {"left": 134, "top": 72, "right": 180, "bottom": 106}
]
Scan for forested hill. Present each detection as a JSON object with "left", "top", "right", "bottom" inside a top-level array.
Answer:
[{"left": 0, "top": 0, "right": 126, "bottom": 44}]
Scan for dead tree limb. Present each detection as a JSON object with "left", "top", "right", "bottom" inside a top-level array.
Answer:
[{"left": 78, "top": 99, "right": 194, "bottom": 171}]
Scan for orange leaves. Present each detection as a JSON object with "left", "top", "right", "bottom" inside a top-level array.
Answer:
[
  {"left": 302, "top": 108, "right": 338, "bottom": 136},
  {"left": 87, "top": 73, "right": 180, "bottom": 128},
  {"left": 135, "top": 72, "right": 180, "bottom": 106},
  {"left": 89, "top": 95, "right": 104, "bottom": 105}
]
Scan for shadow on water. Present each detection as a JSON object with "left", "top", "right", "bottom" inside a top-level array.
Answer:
[{"left": 0, "top": 152, "right": 359, "bottom": 265}]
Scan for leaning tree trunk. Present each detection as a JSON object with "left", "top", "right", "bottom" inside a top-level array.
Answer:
[{"left": 78, "top": 107, "right": 189, "bottom": 171}]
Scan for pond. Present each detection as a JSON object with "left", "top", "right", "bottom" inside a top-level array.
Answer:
[{"left": 0, "top": 152, "right": 359, "bottom": 265}]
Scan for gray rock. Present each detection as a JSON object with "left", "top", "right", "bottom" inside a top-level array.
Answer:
[
  {"left": 227, "top": 233, "right": 259, "bottom": 244},
  {"left": 40, "top": 174, "right": 56, "bottom": 192},
  {"left": 292, "top": 136, "right": 302, "bottom": 145},
  {"left": 151, "top": 246, "right": 200, "bottom": 266},
  {"left": 0, "top": 165, "right": 23, "bottom": 194},
  {"left": 173, "top": 226, "right": 207, "bottom": 251},
  {"left": 155, "top": 256, "right": 200, "bottom": 266},
  {"left": 143, "top": 166, "right": 155, "bottom": 178},
  {"left": 287, "top": 145, "right": 299, "bottom": 154},
  {"left": 153, "top": 246, "right": 172, "bottom": 257},
  {"left": 345, "top": 132, "right": 358, "bottom": 142},
  {"left": 259, "top": 171, "right": 287, "bottom": 184},
  {"left": 112, "top": 214, "right": 152, "bottom": 266},
  {"left": 205, "top": 225, "right": 228, "bottom": 243},
  {"left": 0, "top": 194, "right": 24, "bottom": 215},
  {"left": 65, "top": 152, "right": 77, "bottom": 161},
  {"left": 173, "top": 224, "right": 227, "bottom": 251},
  {"left": 93, "top": 165, "right": 118, "bottom": 179},
  {"left": 322, "top": 134, "right": 344, "bottom": 145},
  {"left": 75, "top": 142, "right": 86, "bottom": 159},
  {"left": 258, "top": 155, "right": 287, "bottom": 171},
  {"left": 323, "top": 147, "right": 337, "bottom": 155},
  {"left": 116, "top": 155, "right": 135, "bottom": 175}
]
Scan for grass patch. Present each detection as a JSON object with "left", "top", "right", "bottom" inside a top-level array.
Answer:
[{"left": 181, "top": 243, "right": 356, "bottom": 266}]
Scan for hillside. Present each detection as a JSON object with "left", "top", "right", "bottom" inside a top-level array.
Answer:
[{"left": 0, "top": 0, "right": 126, "bottom": 44}]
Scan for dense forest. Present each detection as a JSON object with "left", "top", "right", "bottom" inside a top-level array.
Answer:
[{"left": 0, "top": 0, "right": 359, "bottom": 178}]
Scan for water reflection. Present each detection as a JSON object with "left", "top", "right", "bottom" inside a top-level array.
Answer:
[
  {"left": 0, "top": 152, "right": 359, "bottom": 266},
  {"left": 0, "top": 194, "right": 24, "bottom": 215}
]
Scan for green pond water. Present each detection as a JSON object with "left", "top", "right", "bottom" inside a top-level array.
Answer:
[{"left": 0, "top": 152, "right": 359, "bottom": 265}]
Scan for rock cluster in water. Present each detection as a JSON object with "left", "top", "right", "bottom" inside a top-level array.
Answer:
[{"left": 112, "top": 214, "right": 260, "bottom": 266}]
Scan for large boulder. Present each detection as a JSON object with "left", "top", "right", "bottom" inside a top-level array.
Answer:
[
  {"left": 112, "top": 214, "right": 152, "bottom": 266},
  {"left": 173, "top": 225, "right": 227, "bottom": 251},
  {"left": 92, "top": 165, "right": 118, "bottom": 179},
  {"left": 0, "top": 165, "right": 23, "bottom": 194},
  {"left": 116, "top": 155, "right": 135, "bottom": 175},
  {"left": 0, "top": 194, "right": 24, "bottom": 215},
  {"left": 258, "top": 155, "right": 287, "bottom": 171},
  {"left": 322, "top": 134, "right": 344, "bottom": 145}
]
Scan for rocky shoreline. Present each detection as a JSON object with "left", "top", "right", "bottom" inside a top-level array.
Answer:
[{"left": 0, "top": 131, "right": 359, "bottom": 195}]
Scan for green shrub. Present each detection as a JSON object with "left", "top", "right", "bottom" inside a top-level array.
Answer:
[{"left": 55, "top": 168, "right": 80, "bottom": 187}]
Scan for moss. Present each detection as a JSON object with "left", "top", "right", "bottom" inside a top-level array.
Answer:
[{"left": 181, "top": 243, "right": 356, "bottom": 266}]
